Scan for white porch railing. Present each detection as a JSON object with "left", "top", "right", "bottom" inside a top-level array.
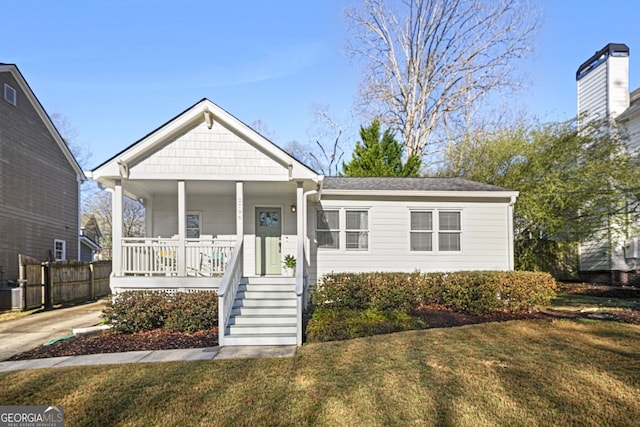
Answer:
[
  {"left": 121, "top": 237, "right": 235, "bottom": 277},
  {"left": 217, "top": 239, "right": 244, "bottom": 347}
]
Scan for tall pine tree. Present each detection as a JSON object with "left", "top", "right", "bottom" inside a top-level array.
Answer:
[{"left": 341, "top": 119, "right": 421, "bottom": 177}]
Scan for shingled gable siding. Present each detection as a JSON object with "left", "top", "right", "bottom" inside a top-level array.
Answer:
[
  {"left": 131, "top": 121, "right": 289, "bottom": 180},
  {"left": 0, "top": 71, "right": 79, "bottom": 283},
  {"left": 308, "top": 197, "right": 512, "bottom": 280}
]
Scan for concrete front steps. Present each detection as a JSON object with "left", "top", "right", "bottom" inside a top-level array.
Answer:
[{"left": 223, "top": 277, "right": 298, "bottom": 346}]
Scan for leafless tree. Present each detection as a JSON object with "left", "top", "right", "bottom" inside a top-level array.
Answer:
[
  {"left": 50, "top": 112, "right": 92, "bottom": 168},
  {"left": 282, "top": 104, "right": 353, "bottom": 176},
  {"left": 345, "top": 0, "right": 540, "bottom": 166},
  {"left": 83, "top": 190, "right": 145, "bottom": 259},
  {"left": 250, "top": 119, "right": 277, "bottom": 142}
]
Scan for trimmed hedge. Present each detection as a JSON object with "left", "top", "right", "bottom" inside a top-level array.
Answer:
[
  {"left": 103, "top": 291, "right": 218, "bottom": 334},
  {"left": 312, "top": 271, "right": 557, "bottom": 315},
  {"left": 165, "top": 291, "right": 218, "bottom": 333},
  {"left": 102, "top": 291, "right": 169, "bottom": 334},
  {"left": 307, "top": 271, "right": 557, "bottom": 342}
]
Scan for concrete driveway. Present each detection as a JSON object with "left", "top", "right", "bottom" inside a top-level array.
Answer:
[{"left": 0, "top": 299, "right": 107, "bottom": 361}]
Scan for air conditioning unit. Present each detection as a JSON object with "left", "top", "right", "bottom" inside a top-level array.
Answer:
[{"left": 624, "top": 237, "right": 640, "bottom": 259}]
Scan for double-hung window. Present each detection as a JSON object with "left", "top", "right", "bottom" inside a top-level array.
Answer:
[
  {"left": 438, "top": 211, "right": 461, "bottom": 251},
  {"left": 186, "top": 212, "right": 202, "bottom": 238},
  {"left": 316, "top": 208, "right": 370, "bottom": 250},
  {"left": 54, "top": 239, "right": 66, "bottom": 261},
  {"left": 410, "top": 211, "right": 433, "bottom": 251},
  {"left": 316, "top": 210, "right": 339, "bottom": 249},
  {"left": 410, "top": 210, "right": 461, "bottom": 252},
  {"left": 345, "top": 210, "right": 368, "bottom": 250}
]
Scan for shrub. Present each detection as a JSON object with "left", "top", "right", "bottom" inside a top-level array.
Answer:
[
  {"left": 165, "top": 291, "right": 218, "bottom": 333},
  {"left": 313, "top": 270, "right": 557, "bottom": 316},
  {"left": 312, "top": 271, "right": 429, "bottom": 312},
  {"left": 306, "top": 307, "right": 427, "bottom": 343},
  {"left": 435, "top": 271, "right": 557, "bottom": 314},
  {"left": 102, "top": 290, "right": 219, "bottom": 334},
  {"left": 102, "top": 291, "right": 170, "bottom": 334}
]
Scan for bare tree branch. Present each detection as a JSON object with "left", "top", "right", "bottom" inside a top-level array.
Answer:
[{"left": 346, "top": 0, "right": 540, "bottom": 167}]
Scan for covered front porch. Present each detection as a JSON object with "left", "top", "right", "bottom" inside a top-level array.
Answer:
[{"left": 110, "top": 180, "right": 312, "bottom": 292}]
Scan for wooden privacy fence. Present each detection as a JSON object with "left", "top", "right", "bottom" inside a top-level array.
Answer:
[{"left": 23, "top": 260, "right": 112, "bottom": 309}]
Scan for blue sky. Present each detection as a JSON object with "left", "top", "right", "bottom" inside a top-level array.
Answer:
[{"left": 3, "top": 1, "right": 640, "bottom": 170}]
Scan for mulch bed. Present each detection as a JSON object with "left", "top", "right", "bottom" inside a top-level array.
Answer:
[
  {"left": 7, "top": 283, "right": 640, "bottom": 361},
  {"left": 8, "top": 328, "right": 218, "bottom": 361},
  {"left": 412, "top": 303, "right": 640, "bottom": 328}
]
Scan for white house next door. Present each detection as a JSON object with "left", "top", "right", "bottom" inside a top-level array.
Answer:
[{"left": 255, "top": 207, "right": 282, "bottom": 275}]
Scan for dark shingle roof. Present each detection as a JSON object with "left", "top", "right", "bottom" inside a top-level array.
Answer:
[
  {"left": 322, "top": 177, "right": 513, "bottom": 192},
  {"left": 618, "top": 89, "right": 640, "bottom": 121}
]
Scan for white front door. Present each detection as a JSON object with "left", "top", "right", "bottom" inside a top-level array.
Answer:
[{"left": 255, "top": 207, "right": 282, "bottom": 275}]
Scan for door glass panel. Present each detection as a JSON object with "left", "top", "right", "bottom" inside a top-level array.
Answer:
[{"left": 259, "top": 211, "right": 279, "bottom": 228}]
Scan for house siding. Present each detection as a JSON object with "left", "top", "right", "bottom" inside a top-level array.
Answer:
[
  {"left": 607, "top": 56, "right": 630, "bottom": 119},
  {"left": 309, "top": 196, "right": 512, "bottom": 283},
  {"left": 578, "top": 63, "right": 608, "bottom": 120},
  {"left": 0, "top": 71, "right": 79, "bottom": 283},
  {"left": 131, "top": 121, "right": 289, "bottom": 181},
  {"left": 622, "top": 112, "right": 640, "bottom": 153}
]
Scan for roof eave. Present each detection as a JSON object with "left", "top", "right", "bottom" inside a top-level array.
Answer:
[{"left": 320, "top": 189, "right": 520, "bottom": 199}]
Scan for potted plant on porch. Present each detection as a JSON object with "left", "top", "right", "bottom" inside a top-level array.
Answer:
[{"left": 283, "top": 254, "right": 296, "bottom": 277}]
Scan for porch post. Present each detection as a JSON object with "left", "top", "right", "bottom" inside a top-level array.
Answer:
[
  {"left": 144, "top": 198, "right": 153, "bottom": 237},
  {"left": 295, "top": 181, "right": 304, "bottom": 346},
  {"left": 112, "top": 180, "right": 123, "bottom": 276},
  {"left": 236, "top": 181, "right": 244, "bottom": 238},
  {"left": 177, "top": 180, "right": 186, "bottom": 276},
  {"left": 296, "top": 182, "right": 304, "bottom": 269}
]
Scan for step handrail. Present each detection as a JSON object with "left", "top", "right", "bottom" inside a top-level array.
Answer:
[{"left": 217, "top": 238, "right": 243, "bottom": 347}]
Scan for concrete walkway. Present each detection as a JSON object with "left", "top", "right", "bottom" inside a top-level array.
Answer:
[
  {"left": 0, "top": 345, "right": 298, "bottom": 372},
  {"left": 0, "top": 300, "right": 297, "bottom": 372}
]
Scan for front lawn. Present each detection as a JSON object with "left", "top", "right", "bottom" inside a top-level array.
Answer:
[{"left": 1, "top": 319, "right": 639, "bottom": 426}]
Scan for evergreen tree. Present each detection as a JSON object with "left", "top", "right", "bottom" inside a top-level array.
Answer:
[{"left": 341, "top": 119, "right": 421, "bottom": 177}]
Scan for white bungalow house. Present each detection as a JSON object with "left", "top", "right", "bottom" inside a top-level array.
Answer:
[{"left": 89, "top": 99, "right": 518, "bottom": 346}]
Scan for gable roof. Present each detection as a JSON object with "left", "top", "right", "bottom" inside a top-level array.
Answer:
[
  {"left": 90, "top": 98, "right": 320, "bottom": 184},
  {"left": 0, "top": 63, "right": 84, "bottom": 180},
  {"left": 321, "top": 177, "right": 518, "bottom": 198},
  {"left": 81, "top": 214, "right": 102, "bottom": 239}
]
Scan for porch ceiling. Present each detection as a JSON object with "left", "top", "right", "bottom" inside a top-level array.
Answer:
[{"left": 123, "top": 180, "right": 304, "bottom": 199}]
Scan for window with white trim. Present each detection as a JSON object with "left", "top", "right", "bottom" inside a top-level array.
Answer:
[
  {"left": 345, "top": 210, "right": 369, "bottom": 250},
  {"left": 186, "top": 212, "right": 202, "bottom": 238},
  {"left": 410, "top": 211, "right": 433, "bottom": 251},
  {"left": 316, "top": 210, "right": 339, "bottom": 249},
  {"left": 410, "top": 210, "right": 461, "bottom": 252},
  {"left": 438, "top": 211, "right": 461, "bottom": 251},
  {"left": 4, "top": 83, "right": 16, "bottom": 106},
  {"left": 54, "top": 239, "right": 66, "bottom": 261}
]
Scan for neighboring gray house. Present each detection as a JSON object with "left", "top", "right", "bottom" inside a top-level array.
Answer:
[
  {"left": 0, "top": 64, "right": 85, "bottom": 285},
  {"left": 80, "top": 214, "right": 103, "bottom": 262},
  {"left": 576, "top": 43, "right": 640, "bottom": 283},
  {"left": 89, "top": 98, "right": 518, "bottom": 347}
]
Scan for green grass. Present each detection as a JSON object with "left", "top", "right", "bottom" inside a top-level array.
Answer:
[{"left": 1, "top": 319, "right": 639, "bottom": 426}]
